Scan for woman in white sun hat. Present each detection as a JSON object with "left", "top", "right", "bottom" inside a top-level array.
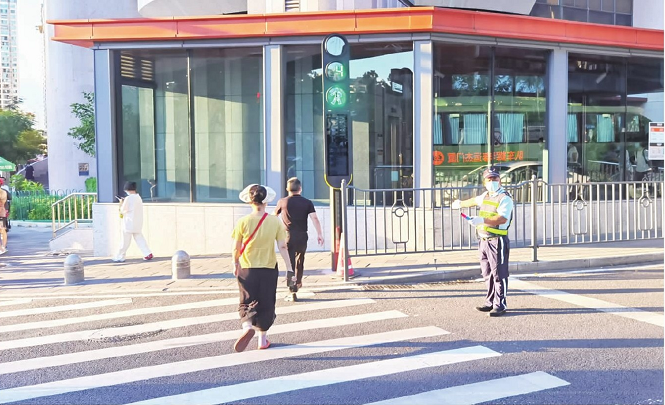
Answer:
[{"left": 231, "top": 184, "right": 294, "bottom": 352}]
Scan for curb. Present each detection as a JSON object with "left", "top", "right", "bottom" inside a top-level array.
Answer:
[
  {"left": 10, "top": 221, "right": 53, "bottom": 228},
  {"left": 351, "top": 252, "right": 664, "bottom": 285}
]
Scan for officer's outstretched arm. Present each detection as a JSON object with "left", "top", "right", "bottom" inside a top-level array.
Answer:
[
  {"left": 483, "top": 214, "right": 508, "bottom": 227},
  {"left": 457, "top": 198, "right": 478, "bottom": 209}
]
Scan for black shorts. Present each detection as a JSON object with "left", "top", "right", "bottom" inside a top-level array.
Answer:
[{"left": 0, "top": 217, "right": 6, "bottom": 230}]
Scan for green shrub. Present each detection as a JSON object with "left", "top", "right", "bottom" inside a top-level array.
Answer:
[
  {"left": 85, "top": 177, "right": 97, "bottom": 192},
  {"left": 27, "top": 204, "right": 53, "bottom": 220},
  {"left": 9, "top": 174, "right": 44, "bottom": 192}
]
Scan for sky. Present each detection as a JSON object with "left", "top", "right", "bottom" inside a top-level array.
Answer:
[{"left": 16, "top": 0, "right": 45, "bottom": 130}]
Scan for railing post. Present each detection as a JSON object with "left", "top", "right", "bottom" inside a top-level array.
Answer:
[
  {"left": 74, "top": 196, "right": 78, "bottom": 229},
  {"left": 51, "top": 204, "right": 56, "bottom": 239},
  {"left": 531, "top": 175, "right": 538, "bottom": 262},
  {"left": 340, "top": 179, "right": 349, "bottom": 282}
]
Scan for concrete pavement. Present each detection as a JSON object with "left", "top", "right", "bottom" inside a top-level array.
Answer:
[{"left": 0, "top": 226, "right": 662, "bottom": 296}]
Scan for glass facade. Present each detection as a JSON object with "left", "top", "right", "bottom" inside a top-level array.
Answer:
[
  {"left": 532, "top": 0, "right": 633, "bottom": 26},
  {"left": 284, "top": 42, "right": 414, "bottom": 203},
  {"left": 567, "top": 54, "right": 664, "bottom": 183},
  {"left": 112, "top": 40, "right": 661, "bottom": 206},
  {"left": 116, "top": 48, "right": 264, "bottom": 202},
  {"left": 433, "top": 44, "right": 547, "bottom": 188}
]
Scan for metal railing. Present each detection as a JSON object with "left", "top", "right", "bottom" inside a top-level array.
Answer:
[
  {"left": 340, "top": 177, "right": 664, "bottom": 261},
  {"left": 51, "top": 193, "right": 97, "bottom": 238}
]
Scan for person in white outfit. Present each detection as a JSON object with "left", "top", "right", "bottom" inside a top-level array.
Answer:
[{"left": 113, "top": 181, "right": 153, "bottom": 262}]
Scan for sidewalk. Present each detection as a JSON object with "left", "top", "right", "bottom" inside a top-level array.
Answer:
[{"left": 0, "top": 227, "right": 662, "bottom": 296}]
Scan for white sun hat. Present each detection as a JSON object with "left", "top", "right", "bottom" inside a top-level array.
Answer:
[{"left": 239, "top": 184, "right": 277, "bottom": 204}]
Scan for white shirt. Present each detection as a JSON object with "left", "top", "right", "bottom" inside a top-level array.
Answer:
[{"left": 120, "top": 193, "right": 144, "bottom": 233}]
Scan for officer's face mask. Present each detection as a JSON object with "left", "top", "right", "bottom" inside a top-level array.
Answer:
[{"left": 485, "top": 180, "right": 500, "bottom": 193}]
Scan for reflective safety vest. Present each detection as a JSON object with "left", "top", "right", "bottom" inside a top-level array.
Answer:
[{"left": 477, "top": 190, "right": 512, "bottom": 237}]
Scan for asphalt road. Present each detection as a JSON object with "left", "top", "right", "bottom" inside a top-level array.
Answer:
[{"left": 0, "top": 262, "right": 662, "bottom": 405}]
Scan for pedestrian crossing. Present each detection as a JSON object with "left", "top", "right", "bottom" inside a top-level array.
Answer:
[{"left": 0, "top": 290, "right": 578, "bottom": 405}]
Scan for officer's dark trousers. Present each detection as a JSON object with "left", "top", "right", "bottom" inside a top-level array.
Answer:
[
  {"left": 479, "top": 235, "right": 510, "bottom": 310},
  {"left": 237, "top": 267, "right": 278, "bottom": 331},
  {"left": 287, "top": 231, "right": 308, "bottom": 285}
]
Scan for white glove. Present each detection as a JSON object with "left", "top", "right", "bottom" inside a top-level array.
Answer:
[
  {"left": 467, "top": 216, "right": 484, "bottom": 226},
  {"left": 451, "top": 200, "right": 462, "bottom": 210}
]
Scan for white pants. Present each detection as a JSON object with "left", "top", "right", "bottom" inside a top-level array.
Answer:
[{"left": 115, "top": 232, "right": 151, "bottom": 259}]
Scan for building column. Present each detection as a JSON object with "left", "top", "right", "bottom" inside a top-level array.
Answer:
[
  {"left": 413, "top": 40, "right": 433, "bottom": 207},
  {"left": 264, "top": 44, "right": 284, "bottom": 194},
  {"left": 546, "top": 48, "right": 568, "bottom": 186},
  {"left": 93, "top": 49, "right": 117, "bottom": 203}
]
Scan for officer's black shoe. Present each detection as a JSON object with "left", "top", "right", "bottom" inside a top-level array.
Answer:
[
  {"left": 475, "top": 305, "right": 493, "bottom": 312},
  {"left": 488, "top": 307, "right": 506, "bottom": 317}
]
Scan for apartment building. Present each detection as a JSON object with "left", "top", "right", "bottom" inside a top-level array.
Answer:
[{"left": 0, "top": 0, "right": 17, "bottom": 110}]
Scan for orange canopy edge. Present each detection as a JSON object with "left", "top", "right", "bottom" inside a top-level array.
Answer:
[{"left": 47, "top": 7, "right": 664, "bottom": 51}]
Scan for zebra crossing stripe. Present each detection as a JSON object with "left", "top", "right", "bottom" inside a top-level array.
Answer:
[
  {"left": 0, "top": 299, "right": 33, "bottom": 307},
  {"left": 364, "top": 371, "right": 570, "bottom": 405},
  {"left": 0, "top": 326, "right": 448, "bottom": 404},
  {"left": 0, "top": 298, "right": 375, "bottom": 351},
  {"left": 0, "top": 292, "right": 314, "bottom": 334},
  {"left": 0, "top": 310, "right": 406, "bottom": 375},
  {"left": 511, "top": 279, "right": 664, "bottom": 327},
  {"left": 0, "top": 298, "right": 133, "bottom": 319},
  {"left": 126, "top": 345, "right": 500, "bottom": 405},
  {"left": 0, "top": 297, "right": 241, "bottom": 333}
]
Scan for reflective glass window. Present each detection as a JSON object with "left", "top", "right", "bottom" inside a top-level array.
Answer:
[
  {"left": 191, "top": 48, "right": 264, "bottom": 202},
  {"left": 283, "top": 42, "right": 413, "bottom": 203}
]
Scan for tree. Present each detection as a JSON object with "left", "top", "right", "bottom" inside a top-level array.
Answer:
[
  {"left": 0, "top": 109, "right": 45, "bottom": 163},
  {"left": 68, "top": 92, "right": 96, "bottom": 157}
]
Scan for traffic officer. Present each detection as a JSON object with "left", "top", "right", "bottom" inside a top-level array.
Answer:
[{"left": 452, "top": 166, "right": 513, "bottom": 317}]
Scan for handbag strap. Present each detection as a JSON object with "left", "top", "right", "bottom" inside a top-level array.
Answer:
[{"left": 239, "top": 213, "right": 268, "bottom": 255}]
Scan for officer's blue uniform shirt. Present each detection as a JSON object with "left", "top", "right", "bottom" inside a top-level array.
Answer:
[{"left": 474, "top": 187, "right": 513, "bottom": 231}]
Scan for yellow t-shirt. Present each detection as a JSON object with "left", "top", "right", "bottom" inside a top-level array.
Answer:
[{"left": 232, "top": 214, "right": 286, "bottom": 269}]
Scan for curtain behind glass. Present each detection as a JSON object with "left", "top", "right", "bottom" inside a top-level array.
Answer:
[{"left": 462, "top": 114, "right": 486, "bottom": 144}]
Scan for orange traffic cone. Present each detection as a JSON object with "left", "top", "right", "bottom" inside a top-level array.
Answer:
[{"left": 335, "top": 233, "right": 355, "bottom": 278}]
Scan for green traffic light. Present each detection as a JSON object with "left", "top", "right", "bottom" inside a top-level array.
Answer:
[{"left": 326, "top": 87, "right": 347, "bottom": 108}]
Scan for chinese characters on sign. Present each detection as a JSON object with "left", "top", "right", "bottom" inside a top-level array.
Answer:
[{"left": 433, "top": 151, "right": 525, "bottom": 165}]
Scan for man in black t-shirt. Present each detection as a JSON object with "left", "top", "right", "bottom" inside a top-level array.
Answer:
[{"left": 274, "top": 178, "right": 324, "bottom": 291}]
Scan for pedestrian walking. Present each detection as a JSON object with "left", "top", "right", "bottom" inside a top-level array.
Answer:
[
  {"left": 232, "top": 184, "right": 295, "bottom": 352},
  {"left": 452, "top": 166, "right": 514, "bottom": 317},
  {"left": 112, "top": 181, "right": 153, "bottom": 263},
  {"left": 273, "top": 177, "right": 324, "bottom": 293},
  {"left": 634, "top": 142, "right": 652, "bottom": 181},
  {"left": 0, "top": 184, "right": 7, "bottom": 255},
  {"left": 0, "top": 177, "right": 10, "bottom": 232}
]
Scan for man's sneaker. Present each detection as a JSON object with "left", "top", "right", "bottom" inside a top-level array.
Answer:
[
  {"left": 475, "top": 305, "right": 493, "bottom": 312},
  {"left": 233, "top": 328, "right": 255, "bottom": 352},
  {"left": 0, "top": 248, "right": 6, "bottom": 255},
  {"left": 258, "top": 340, "right": 271, "bottom": 350},
  {"left": 143, "top": 254, "right": 154, "bottom": 261},
  {"left": 489, "top": 307, "right": 506, "bottom": 317},
  {"left": 112, "top": 258, "right": 125, "bottom": 263}
]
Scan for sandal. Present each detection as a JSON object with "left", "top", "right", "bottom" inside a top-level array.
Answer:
[{"left": 233, "top": 328, "right": 255, "bottom": 352}]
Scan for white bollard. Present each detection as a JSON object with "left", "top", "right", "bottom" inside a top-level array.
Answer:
[
  {"left": 171, "top": 250, "right": 191, "bottom": 280},
  {"left": 63, "top": 254, "right": 84, "bottom": 285}
]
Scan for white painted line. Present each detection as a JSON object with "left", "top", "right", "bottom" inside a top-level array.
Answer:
[
  {"left": 0, "top": 299, "right": 33, "bottom": 307},
  {"left": 0, "top": 298, "right": 133, "bottom": 319},
  {"left": 364, "top": 371, "right": 570, "bottom": 405},
  {"left": 0, "top": 298, "right": 239, "bottom": 334},
  {"left": 0, "top": 298, "right": 375, "bottom": 350},
  {"left": 511, "top": 279, "right": 664, "bottom": 327},
  {"left": 127, "top": 345, "right": 497, "bottom": 405},
  {"left": 0, "top": 326, "right": 448, "bottom": 404},
  {"left": 513, "top": 265, "right": 663, "bottom": 279},
  {"left": 0, "top": 310, "right": 405, "bottom": 375}
]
